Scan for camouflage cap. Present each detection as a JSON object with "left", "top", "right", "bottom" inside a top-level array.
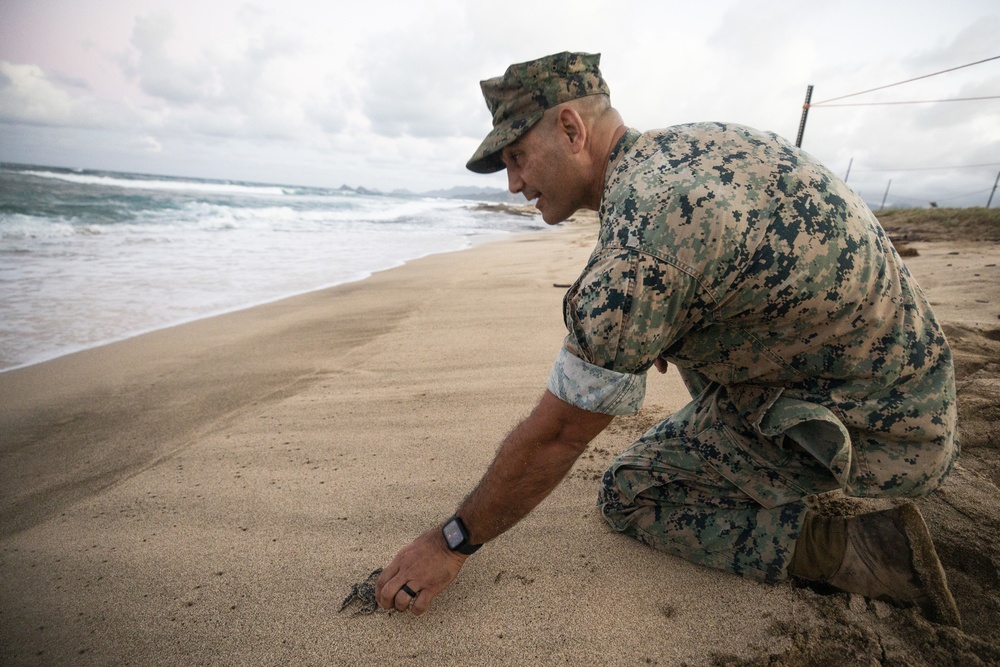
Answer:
[{"left": 466, "top": 52, "right": 610, "bottom": 174}]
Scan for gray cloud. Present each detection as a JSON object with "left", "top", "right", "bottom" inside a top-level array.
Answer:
[
  {"left": 0, "top": 0, "right": 996, "bottom": 196},
  {"left": 124, "top": 11, "right": 214, "bottom": 105},
  {"left": 357, "top": 17, "right": 490, "bottom": 140},
  {"left": 0, "top": 61, "right": 142, "bottom": 129}
]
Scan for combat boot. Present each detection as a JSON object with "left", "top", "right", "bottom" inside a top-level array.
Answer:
[{"left": 789, "top": 503, "right": 961, "bottom": 627}]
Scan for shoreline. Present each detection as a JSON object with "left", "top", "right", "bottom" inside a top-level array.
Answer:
[
  {"left": 0, "top": 220, "right": 573, "bottom": 536},
  {"left": 2, "top": 212, "right": 998, "bottom": 666},
  {"left": 0, "top": 223, "right": 533, "bottom": 375}
]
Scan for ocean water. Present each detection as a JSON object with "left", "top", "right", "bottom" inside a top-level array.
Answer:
[{"left": 0, "top": 164, "right": 544, "bottom": 371}]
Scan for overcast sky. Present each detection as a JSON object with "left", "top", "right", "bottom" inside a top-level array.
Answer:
[{"left": 1, "top": 0, "right": 998, "bottom": 207}]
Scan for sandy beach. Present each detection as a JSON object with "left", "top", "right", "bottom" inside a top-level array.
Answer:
[{"left": 2, "top": 209, "right": 998, "bottom": 666}]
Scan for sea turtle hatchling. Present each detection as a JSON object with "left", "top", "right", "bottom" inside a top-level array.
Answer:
[{"left": 339, "top": 568, "right": 383, "bottom": 615}]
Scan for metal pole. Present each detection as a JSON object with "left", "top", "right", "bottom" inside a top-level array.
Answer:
[
  {"left": 795, "top": 85, "right": 813, "bottom": 148},
  {"left": 844, "top": 157, "right": 853, "bottom": 183},
  {"left": 988, "top": 169, "right": 1000, "bottom": 208},
  {"left": 879, "top": 179, "right": 892, "bottom": 211}
]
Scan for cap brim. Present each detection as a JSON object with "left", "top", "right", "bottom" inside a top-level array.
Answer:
[{"left": 465, "top": 110, "right": 544, "bottom": 174}]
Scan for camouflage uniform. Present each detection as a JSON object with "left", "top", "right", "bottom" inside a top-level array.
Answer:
[
  {"left": 546, "top": 123, "right": 958, "bottom": 583},
  {"left": 467, "top": 53, "right": 958, "bottom": 584}
]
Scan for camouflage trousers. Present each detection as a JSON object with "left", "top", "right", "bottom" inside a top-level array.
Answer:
[{"left": 597, "top": 373, "right": 956, "bottom": 584}]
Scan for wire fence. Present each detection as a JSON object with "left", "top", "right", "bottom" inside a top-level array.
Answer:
[
  {"left": 842, "top": 162, "right": 1000, "bottom": 209},
  {"left": 796, "top": 54, "right": 1000, "bottom": 208}
]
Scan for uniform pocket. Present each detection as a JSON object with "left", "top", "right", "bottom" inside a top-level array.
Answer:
[
  {"left": 757, "top": 396, "right": 852, "bottom": 487},
  {"left": 689, "top": 421, "right": 812, "bottom": 509}
]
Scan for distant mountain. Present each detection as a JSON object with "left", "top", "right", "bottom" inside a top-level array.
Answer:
[
  {"left": 419, "top": 185, "right": 525, "bottom": 203},
  {"left": 337, "top": 184, "right": 381, "bottom": 196},
  {"left": 341, "top": 183, "right": 525, "bottom": 203}
]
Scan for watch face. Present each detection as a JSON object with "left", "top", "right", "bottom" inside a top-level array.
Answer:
[{"left": 443, "top": 519, "right": 464, "bottom": 549}]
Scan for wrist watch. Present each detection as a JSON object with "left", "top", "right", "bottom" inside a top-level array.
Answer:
[{"left": 442, "top": 515, "right": 482, "bottom": 555}]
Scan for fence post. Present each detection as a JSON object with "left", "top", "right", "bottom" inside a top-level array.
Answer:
[
  {"left": 988, "top": 169, "right": 999, "bottom": 208},
  {"left": 795, "top": 85, "right": 813, "bottom": 148},
  {"left": 879, "top": 179, "right": 892, "bottom": 211}
]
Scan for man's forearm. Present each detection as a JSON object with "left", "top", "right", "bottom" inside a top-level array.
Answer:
[{"left": 456, "top": 390, "right": 613, "bottom": 545}]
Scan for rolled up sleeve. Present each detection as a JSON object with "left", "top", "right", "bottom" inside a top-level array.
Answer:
[
  {"left": 547, "top": 347, "right": 647, "bottom": 414},
  {"left": 549, "top": 247, "right": 700, "bottom": 414}
]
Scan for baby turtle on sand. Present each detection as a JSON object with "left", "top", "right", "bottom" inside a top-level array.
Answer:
[{"left": 339, "top": 568, "right": 383, "bottom": 615}]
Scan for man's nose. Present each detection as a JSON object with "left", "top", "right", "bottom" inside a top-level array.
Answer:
[{"left": 506, "top": 168, "right": 523, "bottom": 194}]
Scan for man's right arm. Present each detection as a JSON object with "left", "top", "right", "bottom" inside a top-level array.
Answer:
[
  {"left": 375, "top": 390, "right": 613, "bottom": 615},
  {"left": 456, "top": 389, "right": 615, "bottom": 544}
]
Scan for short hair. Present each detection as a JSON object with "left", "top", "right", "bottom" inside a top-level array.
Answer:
[
  {"left": 534, "top": 94, "right": 612, "bottom": 138},
  {"left": 568, "top": 93, "right": 611, "bottom": 120}
]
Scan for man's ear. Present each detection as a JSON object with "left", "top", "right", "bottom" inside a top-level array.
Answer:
[{"left": 557, "top": 107, "right": 586, "bottom": 154}]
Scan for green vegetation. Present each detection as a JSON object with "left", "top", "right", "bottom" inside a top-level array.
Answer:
[{"left": 876, "top": 207, "right": 1000, "bottom": 243}]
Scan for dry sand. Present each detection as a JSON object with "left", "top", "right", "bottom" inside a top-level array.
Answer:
[{"left": 1, "top": 209, "right": 998, "bottom": 666}]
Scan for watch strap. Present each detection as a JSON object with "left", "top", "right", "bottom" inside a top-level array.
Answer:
[{"left": 443, "top": 515, "right": 482, "bottom": 555}]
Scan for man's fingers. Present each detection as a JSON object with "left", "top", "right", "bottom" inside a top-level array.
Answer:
[
  {"left": 411, "top": 591, "right": 433, "bottom": 616},
  {"left": 373, "top": 528, "right": 464, "bottom": 614},
  {"left": 393, "top": 587, "right": 415, "bottom": 612},
  {"left": 388, "top": 580, "right": 438, "bottom": 615},
  {"left": 374, "top": 566, "right": 397, "bottom": 608}
]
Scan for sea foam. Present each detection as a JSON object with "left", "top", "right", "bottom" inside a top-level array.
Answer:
[{"left": 0, "top": 164, "right": 542, "bottom": 371}]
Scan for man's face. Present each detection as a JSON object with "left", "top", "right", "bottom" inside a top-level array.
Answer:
[{"left": 501, "top": 120, "right": 583, "bottom": 225}]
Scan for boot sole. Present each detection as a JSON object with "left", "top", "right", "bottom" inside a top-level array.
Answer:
[{"left": 898, "top": 503, "right": 962, "bottom": 628}]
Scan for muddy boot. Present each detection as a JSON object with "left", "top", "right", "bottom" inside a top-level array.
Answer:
[{"left": 789, "top": 503, "right": 961, "bottom": 627}]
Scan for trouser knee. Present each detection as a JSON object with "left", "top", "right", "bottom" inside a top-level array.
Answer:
[{"left": 597, "top": 466, "right": 632, "bottom": 532}]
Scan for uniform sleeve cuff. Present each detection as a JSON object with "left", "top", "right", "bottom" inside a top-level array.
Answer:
[{"left": 546, "top": 347, "right": 646, "bottom": 415}]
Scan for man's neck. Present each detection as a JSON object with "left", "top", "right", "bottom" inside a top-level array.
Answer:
[
  {"left": 602, "top": 124, "right": 628, "bottom": 182},
  {"left": 584, "top": 116, "right": 626, "bottom": 211}
]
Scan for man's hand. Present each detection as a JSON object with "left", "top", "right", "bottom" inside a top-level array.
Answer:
[{"left": 375, "top": 527, "right": 467, "bottom": 616}]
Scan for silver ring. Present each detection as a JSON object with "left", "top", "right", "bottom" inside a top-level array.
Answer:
[{"left": 400, "top": 583, "right": 418, "bottom": 598}]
